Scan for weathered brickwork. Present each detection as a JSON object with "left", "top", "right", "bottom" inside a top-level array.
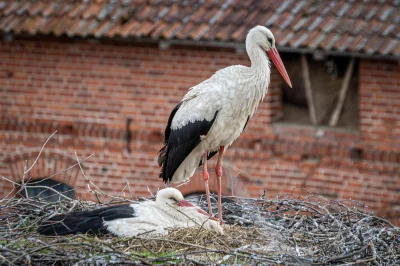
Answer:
[{"left": 1, "top": 39, "right": 399, "bottom": 224}]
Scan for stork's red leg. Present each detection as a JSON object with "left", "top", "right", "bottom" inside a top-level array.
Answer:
[
  {"left": 203, "top": 152, "right": 213, "bottom": 215},
  {"left": 215, "top": 146, "right": 225, "bottom": 223}
]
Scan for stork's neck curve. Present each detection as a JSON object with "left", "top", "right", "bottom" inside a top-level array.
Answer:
[
  {"left": 246, "top": 41, "right": 270, "bottom": 75},
  {"left": 243, "top": 37, "right": 271, "bottom": 117}
]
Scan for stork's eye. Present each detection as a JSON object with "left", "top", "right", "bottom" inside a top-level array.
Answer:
[
  {"left": 168, "top": 197, "right": 178, "bottom": 202},
  {"left": 267, "top": 37, "right": 273, "bottom": 45}
]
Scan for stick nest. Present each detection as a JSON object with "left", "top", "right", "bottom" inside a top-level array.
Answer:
[{"left": 0, "top": 185, "right": 399, "bottom": 265}]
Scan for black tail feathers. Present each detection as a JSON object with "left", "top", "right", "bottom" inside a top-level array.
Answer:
[
  {"left": 38, "top": 204, "right": 135, "bottom": 236},
  {"left": 37, "top": 212, "right": 107, "bottom": 236},
  {"left": 158, "top": 145, "right": 167, "bottom": 180}
]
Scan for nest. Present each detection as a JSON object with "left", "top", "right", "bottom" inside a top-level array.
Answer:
[{"left": 1, "top": 183, "right": 399, "bottom": 265}]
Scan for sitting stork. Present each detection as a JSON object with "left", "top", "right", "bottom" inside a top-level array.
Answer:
[
  {"left": 38, "top": 188, "right": 223, "bottom": 236},
  {"left": 158, "top": 26, "right": 292, "bottom": 223}
]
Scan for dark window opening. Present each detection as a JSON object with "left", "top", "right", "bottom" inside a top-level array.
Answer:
[
  {"left": 18, "top": 179, "right": 75, "bottom": 202},
  {"left": 350, "top": 148, "right": 363, "bottom": 161},
  {"left": 279, "top": 53, "right": 359, "bottom": 130}
]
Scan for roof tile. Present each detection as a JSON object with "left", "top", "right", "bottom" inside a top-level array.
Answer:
[
  {"left": 41, "top": 2, "right": 57, "bottom": 17},
  {"left": 287, "top": 30, "right": 306, "bottom": 47},
  {"left": 120, "top": 18, "right": 139, "bottom": 37},
  {"left": 16, "top": 1, "right": 31, "bottom": 15},
  {"left": 216, "top": 24, "right": 236, "bottom": 42},
  {"left": 209, "top": 7, "right": 231, "bottom": 25},
  {"left": 27, "top": 1, "right": 44, "bottom": 16},
  {"left": 348, "top": 34, "right": 364, "bottom": 52},
  {"left": 231, "top": 24, "right": 247, "bottom": 42},
  {"left": 364, "top": 6, "right": 379, "bottom": 21},
  {"left": 378, "top": 5, "right": 394, "bottom": 21},
  {"left": 134, "top": 20, "right": 154, "bottom": 36},
  {"left": 291, "top": 1, "right": 307, "bottom": 15},
  {"left": 162, "top": 21, "right": 181, "bottom": 39},
  {"left": 277, "top": 28, "right": 294, "bottom": 46},
  {"left": 333, "top": 33, "right": 351, "bottom": 51},
  {"left": 13, "top": 16, "right": 33, "bottom": 34},
  {"left": 79, "top": 19, "right": 100, "bottom": 37},
  {"left": 347, "top": 2, "right": 364, "bottom": 19},
  {"left": 0, "top": 2, "right": 7, "bottom": 12},
  {"left": 354, "top": 37, "right": 368, "bottom": 52},
  {"left": 103, "top": 20, "right": 121, "bottom": 38},
  {"left": 67, "top": 2, "right": 85, "bottom": 18},
  {"left": 189, "top": 23, "right": 209, "bottom": 40},
  {"left": 392, "top": 43, "right": 400, "bottom": 57},
  {"left": 302, "top": 30, "right": 319, "bottom": 48},
  {"left": 309, "top": 32, "right": 326, "bottom": 49},
  {"left": 0, "top": 0, "right": 398, "bottom": 57},
  {"left": 175, "top": 22, "right": 196, "bottom": 39},
  {"left": 82, "top": 3, "right": 102, "bottom": 19},
  {"left": 150, "top": 20, "right": 167, "bottom": 38},
  {"left": 364, "top": 36, "right": 386, "bottom": 54},
  {"left": 338, "top": 35, "right": 354, "bottom": 52},
  {"left": 93, "top": 19, "right": 112, "bottom": 37},
  {"left": 26, "top": 16, "right": 43, "bottom": 35},
  {"left": 379, "top": 39, "right": 397, "bottom": 55},
  {"left": 3, "top": 1, "right": 18, "bottom": 16}
]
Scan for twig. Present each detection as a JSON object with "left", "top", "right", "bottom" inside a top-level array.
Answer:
[
  {"left": 146, "top": 186, "right": 154, "bottom": 197},
  {"left": 24, "top": 131, "right": 57, "bottom": 174}
]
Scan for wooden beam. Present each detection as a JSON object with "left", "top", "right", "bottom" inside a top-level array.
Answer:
[
  {"left": 329, "top": 58, "right": 355, "bottom": 127},
  {"left": 300, "top": 54, "right": 317, "bottom": 125}
]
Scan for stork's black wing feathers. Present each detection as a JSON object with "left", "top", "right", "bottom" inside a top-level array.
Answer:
[
  {"left": 38, "top": 204, "right": 135, "bottom": 236},
  {"left": 243, "top": 116, "right": 250, "bottom": 132},
  {"left": 159, "top": 106, "right": 219, "bottom": 183},
  {"left": 164, "top": 102, "right": 182, "bottom": 144},
  {"left": 158, "top": 102, "right": 182, "bottom": 167}
]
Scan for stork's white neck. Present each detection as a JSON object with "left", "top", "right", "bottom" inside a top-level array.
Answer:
[{"left": 246, "top": 41, "right": 270, "bottom": 75}]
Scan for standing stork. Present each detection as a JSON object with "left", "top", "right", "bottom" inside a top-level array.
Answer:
[{"left": 158, "top": 26, "right": 292, "bottom": 223}]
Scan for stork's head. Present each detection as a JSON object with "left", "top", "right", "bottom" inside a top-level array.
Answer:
[
  {"left": 155, "top": 188, "right": 223, "bottom": 233},
  {"left": 156, "top": 188, "right": 210, "bottom": 211},
  {"left": 155, "top": 187, "right": 186, "bottom": 206},
  {"left": 247, "top": 25, "right": 292, "bottom": 88}
]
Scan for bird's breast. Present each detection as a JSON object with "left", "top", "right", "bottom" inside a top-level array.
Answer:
[{"left": 203, "top": 111, "right": 249, "bottom": 149}]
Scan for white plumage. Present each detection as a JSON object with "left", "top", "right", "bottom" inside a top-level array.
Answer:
[{"left": 158, "top": 26, "right": 292, "bottom": 222}]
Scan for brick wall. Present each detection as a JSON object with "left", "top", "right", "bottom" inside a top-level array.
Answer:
[{"left": 0, "top": 39, "right": 399, "bottom": 224}]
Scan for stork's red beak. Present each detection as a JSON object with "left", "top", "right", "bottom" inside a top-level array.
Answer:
[
  {"left": 267, "top": 48, "right": 292, "bottom": 88},
  {"left": 178, "top": 200, "right": 195, "bottom": 207},
  {"left": 178, "top": 200, "right": 220, "bottom": 222}
]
